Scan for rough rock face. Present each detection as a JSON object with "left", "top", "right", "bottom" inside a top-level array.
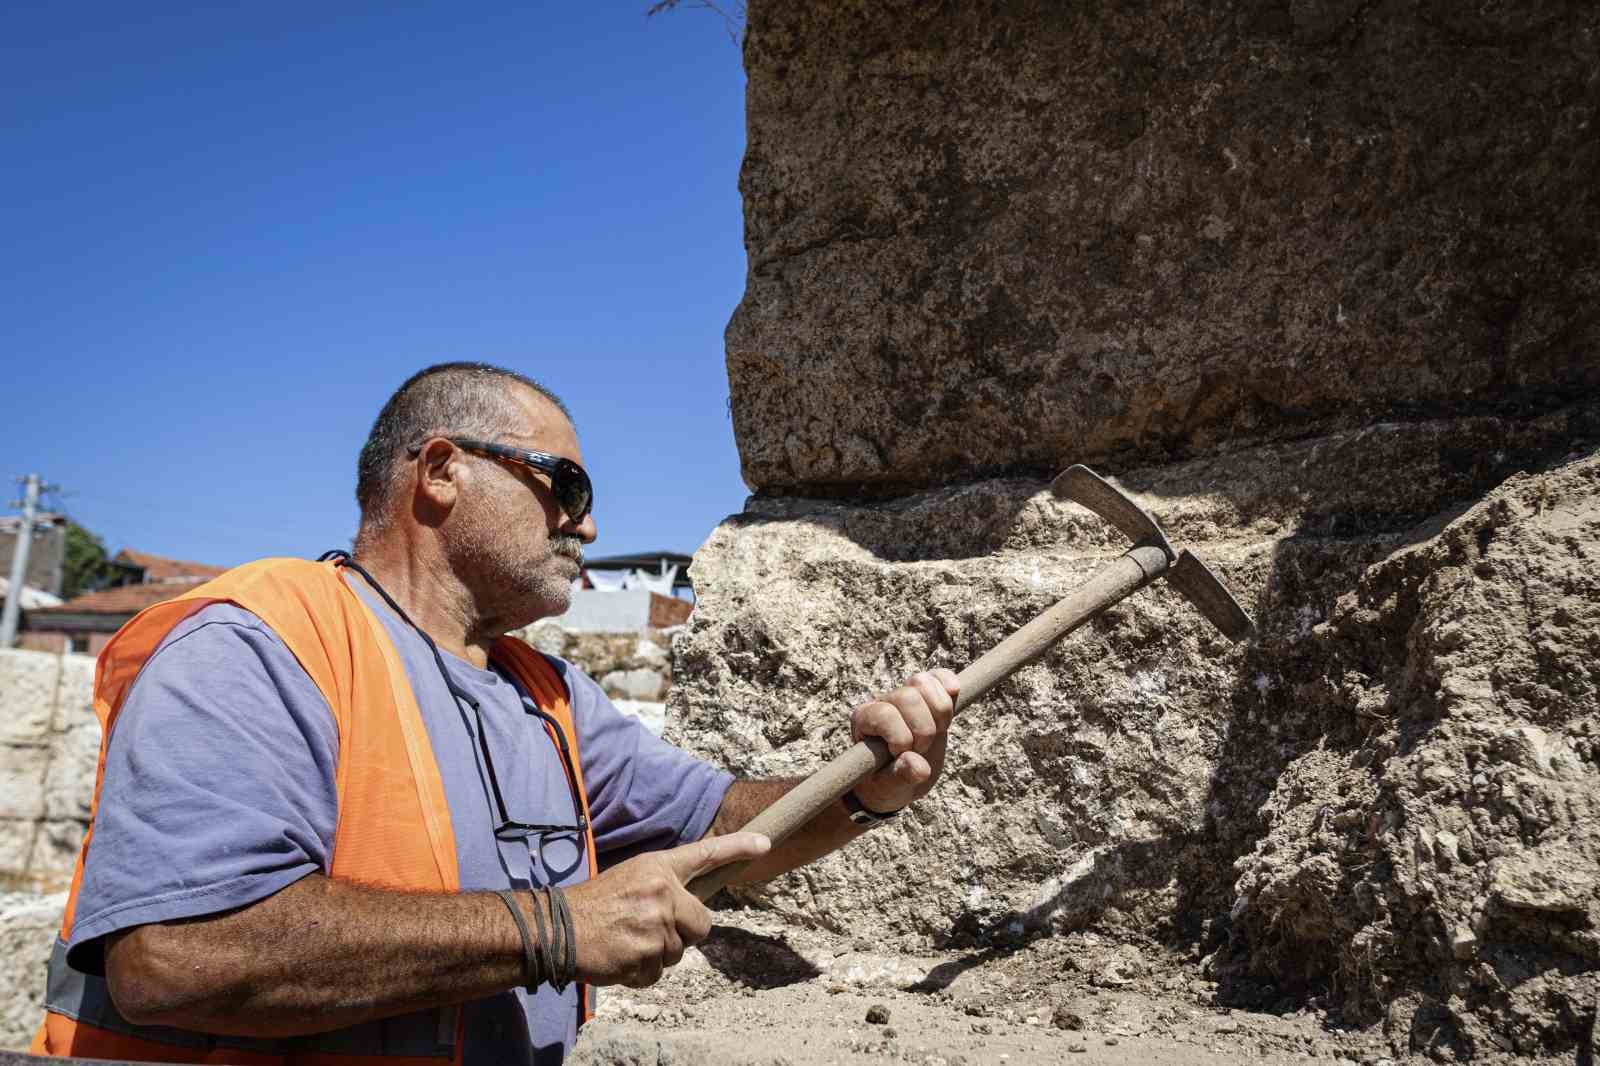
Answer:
[
  {"left": 727, "top": 0, "right": 1599, "bottom": 494},
  {"left": 678, "top": 0, "right": 1600, "bottom": 1055},
  {"left": 1229, "top": 451, "right": 1600, "bottom": 1058},
  {"left": 673, "top": 417, "right": 1599, "bottom": 1054}
]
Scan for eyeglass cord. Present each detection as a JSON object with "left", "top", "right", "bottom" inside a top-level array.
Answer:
[
  {"left": 318, "top": 550, "right": 587, "bottom": 844},
  {"left": 320, "top": 549, "right": 582, "bottom": 993}
]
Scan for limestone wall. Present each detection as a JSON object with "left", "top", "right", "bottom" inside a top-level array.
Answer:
[
  {"left": 0, "top": 649, "right": 96, "bottom": 895},
  {"left": 673, "top": 0, "right": 1600, "bottom": 1058},
  {"left": 0, "top": 892, "right": 63, "bottom": 1051},
  {"left": 0, "top": 649, "right": 94, "bottom": 1053}
]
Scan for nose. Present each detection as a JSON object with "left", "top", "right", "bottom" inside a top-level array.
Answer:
[{"left": 567, "top": 510, "right": 597, "bottom": 545}]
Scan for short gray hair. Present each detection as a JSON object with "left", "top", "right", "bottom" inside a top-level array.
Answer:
[{"left": 355, "top": 362, "right": 570, "bottom": 522}]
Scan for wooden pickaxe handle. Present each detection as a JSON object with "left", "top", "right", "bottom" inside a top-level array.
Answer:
[{"left": 686, "top": 543, "right": 1173, "bottom": 901}]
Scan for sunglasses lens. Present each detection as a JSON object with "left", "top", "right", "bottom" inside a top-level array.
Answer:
[{"left": 555, "top": 461, "right": 592, "bottom": 521}]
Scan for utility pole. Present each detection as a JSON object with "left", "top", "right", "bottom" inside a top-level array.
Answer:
[{"left": 1, "top": 474, "right": 43, "bottom": 648}]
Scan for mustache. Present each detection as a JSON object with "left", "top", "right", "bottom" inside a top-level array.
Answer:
[{"left": 551, "top": 538, "right": 584, "bottom": 565}]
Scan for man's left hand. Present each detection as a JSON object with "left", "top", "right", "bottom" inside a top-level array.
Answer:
[{"left": 847, "top": 669, "right": 961, "bottom": 816}]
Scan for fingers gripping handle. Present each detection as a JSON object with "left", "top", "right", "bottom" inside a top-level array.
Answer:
[
  {"left": 685, "top": 547, "right": 1168, "bottom": 902},
  {"left": 686, "top": 736, "right": 894, "bottom": 901}
]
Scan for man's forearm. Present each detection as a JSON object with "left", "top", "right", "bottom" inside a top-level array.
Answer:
[
  {"left": 702, "top": 669, "right": 955, "bottom": 886},
  {"left": 106, "top": 873, "right": 534, "bottom": 1038},
  {"left": 706, "top": 778, "right": 872, "bottom": 884}
]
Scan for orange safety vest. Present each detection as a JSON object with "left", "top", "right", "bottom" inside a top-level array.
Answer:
[{"left": 31, "top": 558, "right": 598, "bottom": 1064}]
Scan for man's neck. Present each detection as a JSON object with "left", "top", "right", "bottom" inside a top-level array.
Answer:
[{"left": 349, "top": 537, "right": 496, "bottom": 669}]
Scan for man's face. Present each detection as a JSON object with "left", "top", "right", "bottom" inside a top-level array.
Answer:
[{"left": 443, "top": 386, "right": 597, "bottom": 626}]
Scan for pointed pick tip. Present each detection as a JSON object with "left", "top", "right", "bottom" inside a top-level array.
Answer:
[
  {"left": 1169, "top": 550, "right": 1255, "bottom": 643},
  {"left": 1048, "top": 464, "right": 1099, "bottom": 499}
]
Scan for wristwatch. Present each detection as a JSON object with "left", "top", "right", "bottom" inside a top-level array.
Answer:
[{"left": 842, "top": 789, "right": 904, "bottom": 826}]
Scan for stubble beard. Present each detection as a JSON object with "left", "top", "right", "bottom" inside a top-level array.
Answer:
[
  {"left": 538, "top": 537, "right": 585, "bottom": 618},
  {"left": 450, "top": 498, "right": 583, "bottom": 628}
]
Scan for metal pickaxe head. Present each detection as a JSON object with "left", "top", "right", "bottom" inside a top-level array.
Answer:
[{"left": 1051, "top": 465, "right": 1254, "bottom": 642}]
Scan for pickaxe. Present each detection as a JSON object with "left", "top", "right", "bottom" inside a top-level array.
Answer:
[{"left": 687, "top": 465, "right": 1253, "bottom": 900}]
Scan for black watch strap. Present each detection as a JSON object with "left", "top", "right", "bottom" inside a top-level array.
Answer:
[{"left": 843, "top": 789, "right": 904, "bottom": 826}]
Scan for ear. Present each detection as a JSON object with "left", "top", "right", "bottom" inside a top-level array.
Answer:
[{"left": 412, "top": 437, "right": 463, "bottom": 515}]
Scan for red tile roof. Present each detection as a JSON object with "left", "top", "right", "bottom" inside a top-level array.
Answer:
[
  {"left": 27, "top": 549, "right": 228, "bottom": 619},
  {"left": 29, "top": 581, "right": 205, "bottom": 617},
  {"left": 112, "top": 549, "right": 228, "bottom": 583}
]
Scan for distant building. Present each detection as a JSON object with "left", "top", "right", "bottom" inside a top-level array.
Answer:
[
  {"left": 18, "top": 546, "right": 699, "bottom": 649},
  {"left": 580, "top": 550, "right": 694, "bottom": 598},
  {"left": 561, "top": 550, "right": 694, "bottom": 631},
  {"left": 20, "top": 549, "right": 226, "bottom": 655},
  {"left": 556, "top": 588, "right": 692, "bottom": 632},
  {"left": 0, "top": 512, "right": 69, "bottom": 597},
  {"left": 0, "top": 576, "right": 63, "bottom": 611}
]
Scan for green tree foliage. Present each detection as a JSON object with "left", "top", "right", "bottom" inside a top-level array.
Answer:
[{"left": 61, "top": 520, "right": 112, "bottom": 599}]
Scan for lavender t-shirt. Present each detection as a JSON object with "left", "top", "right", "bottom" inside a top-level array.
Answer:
[{"left": 64, "top": 575, "right": 733, "bottom": 1065}]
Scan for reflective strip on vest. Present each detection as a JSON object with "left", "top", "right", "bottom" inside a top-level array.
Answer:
[{"left": 44, "top": 938, "right": 454, "bottom": 1059}]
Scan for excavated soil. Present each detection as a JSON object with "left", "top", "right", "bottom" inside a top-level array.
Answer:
[{"left": 569, "top": 908, "right": 1471, "bottom": 1066}]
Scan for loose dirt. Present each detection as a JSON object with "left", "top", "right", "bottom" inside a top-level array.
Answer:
[{"left": 570, "top": 908, "right": 1426, "bottom": 1065}]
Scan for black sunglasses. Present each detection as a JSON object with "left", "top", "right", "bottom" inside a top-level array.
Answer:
[{"left": 410, "top": 437, "right": 593, "bottom": 523}]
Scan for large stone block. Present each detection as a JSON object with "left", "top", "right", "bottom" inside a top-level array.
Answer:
[
  {"left": 599, "top": 668, "right": 668, "bottom": 703},
  {"left": 0, "top": 821, "right": 35, "bottom": 885},
  {"left": 0, "top": 650, "right": 58, "bottom": 744},
  {"left": 0, "top": 749, "right": 46, "bottom": 822},
  {"left": 26, "top": 822, "right": 84, "bottom": 894},
  {"left": 51, "top": 654, "right": 95, "bottom": 734},
  {"left": 42, "top": 723, "right": 98, "bottom": 823},
  {"left": 728, "top": 0, "right": 1600, "bottom": 493},
  {"left": 706, "top": 1, "right": 1599, "bottom": 1055},
  {"left": 0, "top": 892, "right": 66, "bottom": 1051},
  {"left": 675, "top": 418, "right": 1508, "bottom": 935}
]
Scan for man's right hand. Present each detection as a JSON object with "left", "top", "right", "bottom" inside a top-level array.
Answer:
[{"left": 566, "top": 831, "right": 770, "bottom": 988}]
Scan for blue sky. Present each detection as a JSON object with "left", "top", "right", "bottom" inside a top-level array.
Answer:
[{"left": 2, "top": 1, "right": 750, "bottom": 567}]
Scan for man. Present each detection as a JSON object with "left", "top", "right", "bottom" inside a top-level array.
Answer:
[{"left": 34, "top": 362, "right": 958, "bottom": 1065}]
